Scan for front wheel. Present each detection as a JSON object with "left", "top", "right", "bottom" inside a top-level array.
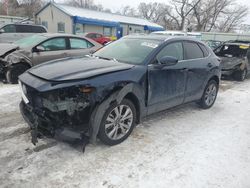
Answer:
[
  {"left": 198, "top": 80, "right": 218, "bottom": 109},
  {"left": 98, "top": 99, "right": 136, "bottom": 146},
  {"left": 6, "top": 64, "right": 29, "bottom": 84}
]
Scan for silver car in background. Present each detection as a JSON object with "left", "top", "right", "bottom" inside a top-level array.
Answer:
[
  {"left": 0, "top": 23, "right": 47, "bottom": 43},
  {"left": 0, "top": 33, "right": 102, "bottom": 83}
]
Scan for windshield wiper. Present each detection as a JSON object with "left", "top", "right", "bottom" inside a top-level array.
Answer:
[{"left": 93, "top": 55, "right": 118, "bottom": 62}]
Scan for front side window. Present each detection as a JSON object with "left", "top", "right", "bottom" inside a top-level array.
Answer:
[
  {"left": 57, "top": 22, "right": 65, "bottom": 33},
  {"left": 2, "top": 24, "right": 16, "bottom": 33},
  {"left": 39, "top": 38, "right": 66, "bottom": 51},
  {"left": 184, "top": 42, "right": 204, "bottom": 59},
  {"left": 70, "top": 38, "right": 94, "bottom": 49},
  {"left": 156, "top": 42, "right": 183, "bottom": 61},
  {"left": 94, "top": 38, "right": 160, "bottom": 64}
]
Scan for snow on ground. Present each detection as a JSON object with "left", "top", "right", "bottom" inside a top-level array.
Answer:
[{"left": 0, "top": 79, "right": 250, "bottom": 188}]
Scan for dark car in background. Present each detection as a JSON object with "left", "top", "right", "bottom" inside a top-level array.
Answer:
[
  {"left": 0, "top": 23, "right": 47, "bottom": 43},
  {"left": 0, "top": 33, "right": 102, "bottom": 83},
  {"left": 19, "top": 36, "right": 220, "bottom": 146},
  {"left": 214, "top": 42, "right": 250, "bottom": 81},
  {"left": 84, "top": 32, "right": 112, "bottom": 45}
]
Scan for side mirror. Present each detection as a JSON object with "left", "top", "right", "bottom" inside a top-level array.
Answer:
[
  {"left": 33, "top": 46, "right": 45, "bottom": 53},
  {"left": 0, "top": 29, "right": 4, "bottom": 34},
  {"left": 159, "top": 56, "right": 178, "bottom": 66}
]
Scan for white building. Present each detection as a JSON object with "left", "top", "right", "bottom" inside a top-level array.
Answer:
[{"left": 35, "top": 2, "right": 164, "bottom": 39}]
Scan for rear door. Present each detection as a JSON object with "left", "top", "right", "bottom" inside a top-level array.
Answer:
[
  {"left": 147, "top": 42, "right": 187, "bottom": 114},
  {"left": 182, "top": 41, "right": 211, "bottom": 102},
  {"left": 31, "top": 37, "right": 69, "bottom": 65},
  {"left": 68, "top": 37, "right": 96, "bottom": 57}
]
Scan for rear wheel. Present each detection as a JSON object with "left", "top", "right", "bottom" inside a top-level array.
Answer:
[
  {"left": 6, "top": 64, "right": 29, "bottom": 84},
  {"left": 198, "top": 80, "right": 218, "bottom": 109},
  {"left": 98, "top": 99, "right": 136, "bottom": 146},
  {"left": 233, "top": 68, "right": 247, "bottom": 81}
]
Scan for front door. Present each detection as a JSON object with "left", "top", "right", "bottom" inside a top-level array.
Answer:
[
  {"left": 147, "top": 42, "right": 187, "bottom": 114},
  {"left": 31, "top": 37, "right": 69, "bottom": 65}
]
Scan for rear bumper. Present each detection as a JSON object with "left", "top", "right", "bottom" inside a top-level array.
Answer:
[{"left": 19, "top": 101, "right": 83, "bottom": 144}]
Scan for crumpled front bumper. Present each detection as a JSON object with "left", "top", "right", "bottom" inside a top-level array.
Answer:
[{"left": 19, "top": 101, "right": 83, "bottom": 145}]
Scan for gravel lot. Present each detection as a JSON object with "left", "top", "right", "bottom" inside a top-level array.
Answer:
[{"left": 0, "top": 79, "right": 250, "bottom": 188}]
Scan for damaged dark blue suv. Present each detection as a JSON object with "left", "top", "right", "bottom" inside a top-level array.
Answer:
[{"left": 19, "top": 35, "right": 221, "bottom": 146}]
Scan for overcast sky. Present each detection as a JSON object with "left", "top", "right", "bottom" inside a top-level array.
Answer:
[{"left": 57, "top": 0, "right": 250, "bottom": 24}]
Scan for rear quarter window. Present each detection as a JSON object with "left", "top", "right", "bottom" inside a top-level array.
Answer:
[
  {"left": 32, "top": 26, "right": 47, "bottom": 33},
  {"left": 184, "top": 42, "right": 204, "bottom": 59},
  {"left": 199, "top": 44, "right": 209, "bottom": 57}
]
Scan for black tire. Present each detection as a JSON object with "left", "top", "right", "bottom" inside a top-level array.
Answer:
[
  {"left": 98, "top": 99, "right": 136, "bottom": 146},
  {"left": 198, "top": 80, "right": 218, "bottom": 109},
  {"left": 233, "top": 68, "right": 247, "bottom": 81},
  {"left": 5, "top": 64, "right": 29, "bottom": 84}
]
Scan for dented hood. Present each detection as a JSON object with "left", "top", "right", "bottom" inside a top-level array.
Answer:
[
  {"left": 28, "top": 56, "right": 134, "bottom": 82},
  {"left": 0, "top": 43, "right": 19, "bottom": 57}
]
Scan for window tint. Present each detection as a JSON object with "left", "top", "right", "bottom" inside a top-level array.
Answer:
[
  {"left": 2, "top": 24, "right": 16, "bottom": 33},
  {"left": 86, "top": 33, "right": 95, "bottom": 38},
  {"left": 16, "top": 25, "right": 31, "bottom": 33},
  {"left": 199, "top": 44, "right": 209, "bottom": 57},
  {"left": 70, "top": 38, "right": 94, "bottom": 49},
  {"left": 57, "top": 22, "right": 65, "bottom": 33},
  {"left": 33, "top": 25, "right": 47, "bottom": 33},
  {"left": 184, "top": 42, "right": 204, "bottom": 59},
  {"left": 156, "top": 42, "right": 183, "bottom": 61},
  {"left": 39, "top": 38, "right": 66, "bottom": 51}
]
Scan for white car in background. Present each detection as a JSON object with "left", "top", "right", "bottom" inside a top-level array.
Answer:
[{"left": 151, "top": 31, "right": 202, "bottom": 40}]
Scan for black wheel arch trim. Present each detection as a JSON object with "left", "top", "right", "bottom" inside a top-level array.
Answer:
[{"left": 89, "top": 83, "right": 146, "bottom": 144}]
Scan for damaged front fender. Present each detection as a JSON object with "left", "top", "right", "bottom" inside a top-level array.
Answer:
[{"left": 89, "top": 83, "right": 146, "bottom": 143}]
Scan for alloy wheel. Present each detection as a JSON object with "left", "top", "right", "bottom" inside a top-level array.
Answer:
[
  {"left": 204, "top": 83, "right": 217, "bottom": 106},
  {"left": 104, "top": 104, "right": 133, "bottom": 140}
]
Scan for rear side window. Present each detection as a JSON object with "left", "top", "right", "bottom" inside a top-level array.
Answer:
[
  {"left": 32, "top": 26, "right": 47, "bottom": 33},
  {"left": 156, "top": 42, "right": 183, "bottom": 61},
  {"left": 2, "top": 24, "right": 16, "bottom": 33},
  {"left": 184, "top": 42, "right": 204, "bottom": 59},
  {"left": 199, "top": 44, "right": 209, "bottom": 57},
  {"left": 70, "top": 38, "right": 94, "bottom": 49},
  {"left": 16, "top": 25, "right": 31, "bottom": 33}
]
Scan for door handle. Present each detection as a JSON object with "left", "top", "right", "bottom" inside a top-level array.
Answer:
[{"left": 207, "top": 63, "right": 213, "bottom": 68}]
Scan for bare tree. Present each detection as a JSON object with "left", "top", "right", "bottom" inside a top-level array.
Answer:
[
  {"left": 166, "top": 0, "right": 201, "bottom": 30},
  {"left": 216, "top": 5, "right": 248, "bottom": 32},
  {"left": 138, "top": 2, "right": 169, "bottom": 23},
  {"left": 119, "top": 6, "right": 138, "bottom": 17},
  {"left": 65, "top": 0, "right": 103, "bottom": 11}
]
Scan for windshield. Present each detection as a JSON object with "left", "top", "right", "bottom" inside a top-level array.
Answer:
[
  {"left": 94, "top": 38, "right": 161, "bottom": 64},
  {"left": 14, "top": 35, "right": 47, "bottom": 48}
]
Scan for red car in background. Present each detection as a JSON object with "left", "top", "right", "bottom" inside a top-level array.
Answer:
[{"left": 85, "top": 33, "right": 111, "bottom": 45}]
